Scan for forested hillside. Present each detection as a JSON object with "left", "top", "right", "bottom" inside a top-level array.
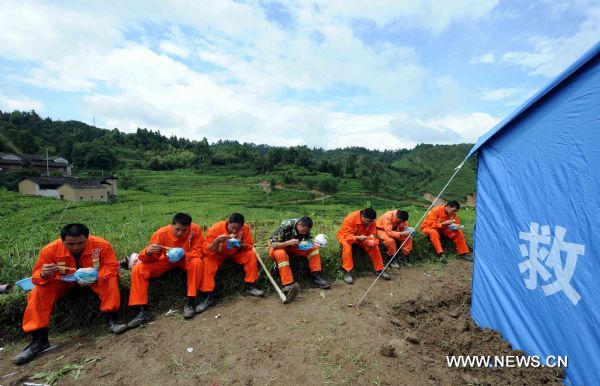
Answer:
[{"left": 0, "top": 110, "right": 477, "bottom": 202}]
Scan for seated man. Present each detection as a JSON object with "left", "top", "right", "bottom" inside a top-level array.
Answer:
[
  {"left": 13, "top": 223, "right": 126, "bottom": 365},
  {"left": 269, "top": 216, "right": 331, "bottom": 290},
  {"left": 195, "top": 213, "right": 264, "bottom": 313},
  {"left": 420, "top": 201, "right": 470, "bottom": 260},
  {"left": 128, "top": 212, "right": 205, "bottom": 327},
  {"left": 376, "top": 209, "right": 413, "bottom": 268},
  {"left": 336, "top": 208, "right": 391, "bottom": 284}
]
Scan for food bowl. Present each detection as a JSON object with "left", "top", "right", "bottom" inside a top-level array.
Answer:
[
  {"left": 226, "top": 239, "right": 241, "bottom": 249},
  {"left": 75, "top": 267, "right": 98, "bottom": 283},
  {"left": 167, "top": 247, "right": 185, "bottom": 263},
  {"left": 16, "top": 277, "right": 34, "bottom": 291},
  {"left": 298, "top": 241, "right": 314, "bottom": 250}
]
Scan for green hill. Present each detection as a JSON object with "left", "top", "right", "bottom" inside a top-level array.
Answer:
[{"left": 0, "top": 109, "right": 476, "bottom": 202}]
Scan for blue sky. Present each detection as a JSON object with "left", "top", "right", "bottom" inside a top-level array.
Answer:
[{"left": 0, "top": 0, "right": 598, "bottom": 149}]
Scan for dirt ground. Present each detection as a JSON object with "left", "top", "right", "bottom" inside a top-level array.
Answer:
[{"left": 0, "top": 260, "right": 564, "bottom": 385}]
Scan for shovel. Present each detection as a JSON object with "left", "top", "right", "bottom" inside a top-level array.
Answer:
[{"left": 253, "top": 247, "right": 299, "bottom": 304}]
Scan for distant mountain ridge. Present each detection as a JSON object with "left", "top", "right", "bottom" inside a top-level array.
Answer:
[{"left": 0, "top": 110, "right": 477, "bottom": 202}]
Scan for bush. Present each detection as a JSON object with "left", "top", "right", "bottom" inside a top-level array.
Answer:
[{"left": 318, "top": 176, "right": 339, "bottom": 194}]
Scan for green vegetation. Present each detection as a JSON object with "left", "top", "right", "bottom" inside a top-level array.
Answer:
[{"left": 0, "top": 110, "right": 476, "bottom": 201}]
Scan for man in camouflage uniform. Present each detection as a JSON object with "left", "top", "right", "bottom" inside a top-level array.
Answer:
[{"left": 269, "top": 217, "right": 330, "bottom": 290}]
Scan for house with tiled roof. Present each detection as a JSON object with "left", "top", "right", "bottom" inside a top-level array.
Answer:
[
  {"left": 18, "top": 176, "right": 117, "bottom": 202},
  {"left": 0, "top": 152, "right": 71, "bottom": 175}
]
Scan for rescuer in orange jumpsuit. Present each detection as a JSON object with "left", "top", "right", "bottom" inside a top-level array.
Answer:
[
  {"left": 195, "top": 213, "right": 264, "bottom": 313},
  {"left": 420, "top": 201, "right": 470, "bottom": 260},
  {"left": 336, "top": 208, "right": 391, "bottom": 284},
  {"left": 269, "top": 216, "right": 330, "bottom": 291},
  {"left": 13, "top": 223, "right": 126, "bottom": 365},
  {"left": 128, "top": 212, "right": 205, "bottom": 327},
  {"left": 376, "top": 209, "right": 413, "bottom": 268}
]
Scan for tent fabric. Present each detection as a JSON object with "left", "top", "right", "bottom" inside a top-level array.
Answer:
[{"left": 469, "top": 42, "right": 600, "bottom": 386}]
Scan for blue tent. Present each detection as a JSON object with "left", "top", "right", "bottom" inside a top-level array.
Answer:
[{"left": 468, "top": 41, "right": 600, "bottom": 386}]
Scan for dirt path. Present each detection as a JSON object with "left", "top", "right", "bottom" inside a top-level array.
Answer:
[{"left": 0, "top": 261, "right": 563, "bottom": 385}]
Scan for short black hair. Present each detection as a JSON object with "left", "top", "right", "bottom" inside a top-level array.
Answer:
[
  {"left": 396, "top": 210, "right": 409, "bottom": 221},
  {"left": 60, "top": 223, "right": 90, "bottom": 240},
  {"left": 228, "top": 213, "right": 245, "bottom": 225},
  {"left": 172, "top": 212, "right": 192, "bottom": 226},
  {"left": 446, "top": 201, "right": 461, "bottom": 210},
  {"left": 297, "top": 216, "right": 313, "bottom": 228},
  {"left": 361, "top": 208, "right": 377, "bottom": 220}
]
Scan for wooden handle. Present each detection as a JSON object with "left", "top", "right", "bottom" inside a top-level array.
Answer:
[{"left": 253, "top": 247, "right": 286, "bottom": 302}]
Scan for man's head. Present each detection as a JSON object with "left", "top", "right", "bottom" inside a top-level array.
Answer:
[
  {"left": 395, "top": 210, "right": 409, "bottom": 222},
  {"left": 227, "top": 213, "right": 245, "bottom": 234},
  {"left": 60, "top": 223, "right": 90, "bottom": 255},
  {"left": 445, "top": 201, "right": 461, "bottom": 216},
  {"left": 295, "top": 216, "right": 313, "bottom": 236},
  {"left": 360, "top": 208, "right": 377, "bottom": 226},
  {"left": 172, "top": 212, "right": 192, "bottom": 238}
]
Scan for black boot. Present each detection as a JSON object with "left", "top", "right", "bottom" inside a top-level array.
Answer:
[
  {"left": 195, "top": 292, "right": 214, "bottom": 314},
  {"left": 459, "top": 253, "right": 473, "bottom": 262},
  {"left": 127, "top": 306, "right": 151, "bottom": 329},
  {"left": 107, "top": 311, "right": 128, "bottom": 334},
  {"left": 376, "top": 270, "right": 392, "bottom": 280},
  {"left": 183, "top": 296, "right": 195, "bottom": 319},
  {"left": 310, "top": 272, "right": 331, "bottom": 289},
  {"left": 245, "top": 283, "right": 265, "bottom": 297},
  {"left": 282, "top": 282, "right": 298, "bottom": 293},
  {"left": 12, "top": 328, "right": 50, "bottom": 365}
]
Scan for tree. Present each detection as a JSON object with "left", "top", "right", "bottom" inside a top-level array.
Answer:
[
  {"left": 318, "top": 176, "right": 339, "bottom": 193},
  {"left": 194, "top": 137, "right": 212, "bottom": 165},
  {"left": 345, "top": 153, "right": 357, "bottom": 177}
]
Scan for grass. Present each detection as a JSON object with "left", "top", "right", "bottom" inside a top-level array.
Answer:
[{"left": 0, "top": 168, "right": 475, "bottom": 341}]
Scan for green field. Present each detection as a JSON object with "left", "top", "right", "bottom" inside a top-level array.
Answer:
[{"left": 0, "top": 168, "right": 474, "bottom": 339}]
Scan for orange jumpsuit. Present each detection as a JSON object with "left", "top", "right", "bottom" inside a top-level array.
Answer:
[
  {"left": 269, "top": 245, "right": 321, "bottom": 286},
  {"left": 128, "top": 224, "right": 205, "bottom": 306},
  {"left": 420, "top": 205, "right": 469, "bottom": 255},
  {"left": 376, "top": 210, "right": 413, "bottom": 257},
  {"left": 22, "top": 236, "right": 120, "bottom": 333},
  {"left": 200, "top": 221, "right": 258, "bottom": 292},
  {"left": 336, "top": 210, "right": 384, "bottom": 272}
]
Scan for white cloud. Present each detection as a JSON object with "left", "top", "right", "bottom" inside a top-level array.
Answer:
[
  {"left": 0, "top": 1, "right": 120, "bottom": 62},
  {"left": 0, "top": 94, "right": 44, "bottom": 112},
  {"left": 159, "top": 41, "right": 190, "bottom": 59},
  {"left": 480, "top": 87, "right": 526, "bottom": 101},
  {"left": 500, "top": 5, "right": 600, "bottom": 77},
  {"left": 470, "top": 52, "right": 496, "bottom": 64},
  {"left": 315, "top": 0, "right": 499, "bottom": 35},
  {"left": 0, "top": 0, "right": 564, "bottom": 150},
  {"left": 419, "top": 113, "right": 501, "bottom": 142}
]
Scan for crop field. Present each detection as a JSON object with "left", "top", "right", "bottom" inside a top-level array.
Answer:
[{"left": 0, "top": 168, "right": 474, "bottom": 284}]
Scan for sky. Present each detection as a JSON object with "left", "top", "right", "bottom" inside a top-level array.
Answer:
[{"left": 0, "top": 0, "right": 598, "bottom": 150}]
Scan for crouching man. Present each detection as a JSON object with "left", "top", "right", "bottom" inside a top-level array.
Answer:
[
  {"left": 195, "top": 213, "right": 264, "bottom": 313},
  {"left": 127, "top": 212, "right": 205, "bottom": 327},
  {"left": 269, "top": 217, "right": 330, "bottom": 291},
  {"left": 13, "top": 223, "right": 126, "bottom": 365}
]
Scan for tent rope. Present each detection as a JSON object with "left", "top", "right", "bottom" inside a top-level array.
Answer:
[{"left": 355, "top": 159, "right": 467, "bottom": 307}]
